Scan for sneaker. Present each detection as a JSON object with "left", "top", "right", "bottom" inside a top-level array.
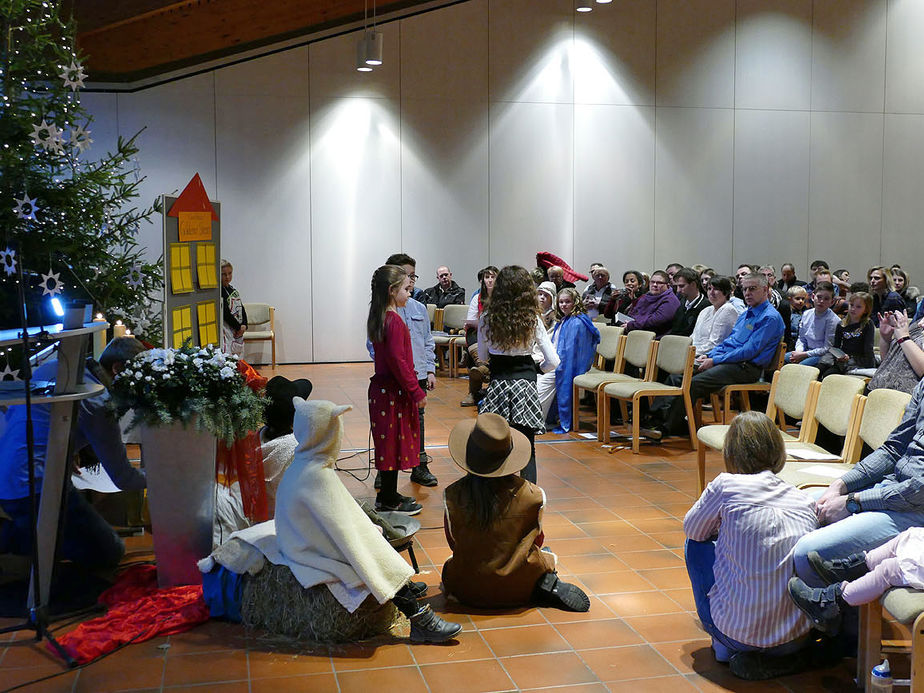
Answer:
[
  {"left": 787, "top": 576, "right": 844, "bottom": 635},
  {"left": 639, "top": 426, "right": 664, "bottom": 442},
  {"left": 808, "top": 550, "right": 869, "bottom": 584},
  {"left": 410, "top": 464, "right": 438, "bottom": 487},
  {"left": 533, "top": 572, "right": 590, "bottom": 612},
  {"left": 408, "top": 604, "right": 462, "bottom": 643},
  {"left": 373, "top": 471, "right": 382, "bottom": 490},
  {"left": 729, "top": 649, "right": 812, "bottom": 681},
  {"left": 375, "top": 496, "right": 423, "bottom": 516},
  {"left": 460, "top": 393, "right": 477, "bottom": 407},
  {"left": 409, "top": 581, "right": 428, "bottom": 598}
]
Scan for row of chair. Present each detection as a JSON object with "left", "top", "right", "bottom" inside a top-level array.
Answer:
[{"left": 428, "top": 304, "right": 469, "bottom": 377}]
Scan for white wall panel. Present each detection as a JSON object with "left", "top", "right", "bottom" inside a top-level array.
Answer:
[
  {"left": 808, "top": 112, "right": 883, "bottom": 273},
  {"left": 882, "top": 114, "right": 924, "bottom": 283},
  {"left": 80, "top": 93, "right": 119, "bottom": 160},
  {"left": 489, "top": 102, "right": 573, "bottom": 270},
  {"left": 656, "top": 0, "right": 736, "bottom": 108},
  {"left": 654, "top": 107, "right": 734, "bottom": 272},
  {"left": 489, "top": 0, "right": 573, "bottom": 104},
  {"left": 735, "top": 0, "right": 812, "bottom": 110},
  {"left": 401, "top": 98, "right": 488, "bottom": 301},
  {"left": 885, "top": 0, "right": 924, "bottom": 114},
  {"left": 215, "top": 49, "right": 312, "bottom": 364},
  {"left": 574, "top": 104, "right": 655, "bottom": 279},
  {"left": 401, "top": 0, "right": 488, "bottom": 102},
  {"left": 573, "top": 0, "right": 656, "bottom": 106},
  {"left": 811, "top": 0, "right": 887, "bottom": 113},
  {"left": 733, "top": 109, "right": 810, "bottom": 271},
  {"left": 117, "top": 73, "right": 217, "bottom": 263}
]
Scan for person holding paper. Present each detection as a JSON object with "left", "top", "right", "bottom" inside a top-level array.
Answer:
[
  {"left": 792, "top": 376, "right": 924, "bottom": 587},
  {"left": 0, "top": 337, "right": 148, "bottom": 571}
]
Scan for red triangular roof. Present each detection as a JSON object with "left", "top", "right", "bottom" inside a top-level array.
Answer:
[{"left": 166, "top": 173, "right": 218, "bottom": 220}]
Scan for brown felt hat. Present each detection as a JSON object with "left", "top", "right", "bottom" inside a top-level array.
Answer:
[{"left": 448, "top": 413, "right": 531, "bottom": 478}]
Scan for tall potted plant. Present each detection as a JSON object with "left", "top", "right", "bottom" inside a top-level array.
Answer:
[{"left": 110, "top": 344, "right": 264, "bottom": 586}]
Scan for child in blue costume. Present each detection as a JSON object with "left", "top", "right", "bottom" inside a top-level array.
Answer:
[{"left": 549, "top": 288, "right": 600, "bottom": 433}]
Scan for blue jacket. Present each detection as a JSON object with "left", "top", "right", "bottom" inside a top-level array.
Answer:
[
  {"left": 0, "top": 360, "right": 146, "bottom": 500},
  {"left": 366, "top": 298, "right": 435, "bottom": 380},
  {"left": 551, "top": 314, "right": 600, "bottom": 433},
  {"left": 709, "top": 300, "right": 785, "bottom": 369}
]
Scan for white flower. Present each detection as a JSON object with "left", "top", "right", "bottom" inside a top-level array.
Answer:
[
  {"left": 134, "top": 372, "right": 143, "bottom": 380},
  {"left": 145, "top": 376, "right": 152, "bottom": 381},
  {"left": 219, "top": 366, "right": 235, "bottom": 379},
  {"left": 162, "top": 373, "right": 170, "bottom": 380}
]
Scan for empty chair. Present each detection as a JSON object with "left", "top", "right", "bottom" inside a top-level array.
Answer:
[
  {"left": 242, "top": 303, "right": 276, "bottom": 368},
  {"left": 432, "top": 303, "right": 469, "bottom": 377},
  {"left": 591, "top": 330, "right": 657, "bottom": 442},
  {"left": 601, "top": 335, "right": 697, "bottom": 454},
  {"left": 570, "top": 325, "right": 625, "bottom": 433},
  {"left": 695, "top": 363, "right": 820, "bottom": 494},
  {"left": 778, "top": 387, "right": 912, "bottom": 490}
]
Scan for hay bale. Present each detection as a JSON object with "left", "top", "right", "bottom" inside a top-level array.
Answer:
[{"left": 241, "top": 563, "right": 400, "bottom": 642}]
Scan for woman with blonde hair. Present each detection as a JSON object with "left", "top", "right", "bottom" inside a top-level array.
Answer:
[
  {"left": 478, "top": 266, "right": 559, "bottom": 482},
  {"left": 684, "top": 411, "right": 818, "bottom": 679},
  {"left": 367, "top": 265, "right": 427, "bottom": 515},
  {"left": 549, "top": 288, "right": 599, "bottom": 433}
]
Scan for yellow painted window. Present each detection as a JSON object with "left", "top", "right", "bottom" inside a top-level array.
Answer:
[
  {"left": 197, "top": 300, "right": 219, "bottom": 347},
  {"left": 170, "top": 243, "right": 193, "bottom": 294},
  {"left": 171, "top": 306, "right": 193, "bottom": 348},
  {"left": 196, "top": 242, "right": 218, "bottom": 289}
]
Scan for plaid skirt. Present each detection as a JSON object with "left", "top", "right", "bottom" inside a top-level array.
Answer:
[{"left": 479, "top": 377, "right": 545, "bottom": 434}]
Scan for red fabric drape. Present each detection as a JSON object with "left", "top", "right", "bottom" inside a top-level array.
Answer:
[
  {"left": 52, "top": 565, "right": 209, "bottom": 664},
  {"left": 535, "top": 252, "right": 588, "bottom": 282}
]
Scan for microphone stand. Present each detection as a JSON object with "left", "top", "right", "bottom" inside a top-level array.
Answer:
[{"left": 0, "top": 243, "right": 76, "bottom": 666}]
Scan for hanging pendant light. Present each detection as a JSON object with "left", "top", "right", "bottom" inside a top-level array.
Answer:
[
  {"left": 576, "top": 0, "right": 593, "bottom": 12},
  {"left": 355, "top": 0, "right": 383, "bottom": 70}
]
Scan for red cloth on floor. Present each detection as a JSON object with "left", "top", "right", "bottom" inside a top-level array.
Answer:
[{"left": 52, "top": 565, "right": 209, "bottom": 664}]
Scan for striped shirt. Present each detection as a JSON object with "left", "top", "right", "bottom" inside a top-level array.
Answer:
[{"left": 684, "top": 471, "right": 818, "bottom": 648}]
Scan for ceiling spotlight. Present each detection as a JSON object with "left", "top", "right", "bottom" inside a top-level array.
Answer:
[
  {"left": 576, "top": 1, "right": 593, "bottom": 12},
  {"left": 595, "top": 0, "right": 613, "bottom": 3},
  {"left": 362, "top": 30, "right": 383, "bottom": 66},
  {"left": 355, "top": 0, "right": 383, "bottom": 71}
]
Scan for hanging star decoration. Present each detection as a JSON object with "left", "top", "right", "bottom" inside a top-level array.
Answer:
[
  {"left": 70, "top": 124, "right": 93, "bottom": 154},
  {"left": 30, "top": 119, "right": 64, "bottom": 153},
  {"left": 40, "top": 269, "right": 63, "bottom": 297},
  {"left": 0, "top": 362, "right": 21, "bottom": 382},
  {"left": 59, "top": 60, "right": 87, "bottom": 91},
  {"left": 13, "top": 194, "right": 39, "bottom": 221},
  {"left": 125, "top": 263, "right": 145, "bottom": 288},
  {"left": 0, "top": 248, "right": 16, "bottom": 276}
]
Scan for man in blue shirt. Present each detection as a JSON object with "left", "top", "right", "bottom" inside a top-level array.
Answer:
[
  {"left": 0, "top": 337, "right": 148, "bottom": 571},
  {"left": 653, "top": 274, "right": 785, "bottom": 438}
]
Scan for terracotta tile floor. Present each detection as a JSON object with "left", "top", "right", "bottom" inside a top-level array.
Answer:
[{"left": 0, "top": 363, "right": 868, "bottom": 692}]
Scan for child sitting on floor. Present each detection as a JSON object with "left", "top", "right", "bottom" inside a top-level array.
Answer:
[
  {"left": 684, "top": 411, "right": 819, "bottom": 679},
  {"left": 789, "top": 527, "right": 924, "bottom": 635}
]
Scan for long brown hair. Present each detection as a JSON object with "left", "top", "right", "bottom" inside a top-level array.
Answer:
[
  {"left": 483, "top": 265, "right": 539, "bottom": 350},
  {"left": 367, "top": 265, "right": 407, "bottom": 343}
]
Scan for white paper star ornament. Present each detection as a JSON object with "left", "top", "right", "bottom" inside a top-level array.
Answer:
[
  {"left": 0, "top": 363, "right": 21, "bottom": 382},
  {"left": 40, "top": 269, "right": 63, "bottom": 297},
  {"left": 13, "top": 194, "right": 39, "bottom": 220},
  {"left": 70, "top": 124, "right": 93, "bottom": 154},
  {"left": 0, "top": 248, "right": 16, "bottom": 276},
  {"left": 126, "top": 264, "right": 144, "bottom": 288},
  {"left": 59, "top": 61, "right": 87, "bottom": 91}
]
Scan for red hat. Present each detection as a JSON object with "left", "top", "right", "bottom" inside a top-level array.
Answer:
[{"left": 535, "top": 252, "right": 588, "bottom": 283}]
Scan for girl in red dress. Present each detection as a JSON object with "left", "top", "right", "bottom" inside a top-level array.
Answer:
[{"left": 367, "top": 265, "right": 428, "bottom": 515}]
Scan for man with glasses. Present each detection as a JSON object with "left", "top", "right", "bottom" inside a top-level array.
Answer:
[
  {"left": 648, "top": 274, "right": 784, "bottom": 440},
  {"left": 421, "top": 266, "right": 465, "bottom": 308}
]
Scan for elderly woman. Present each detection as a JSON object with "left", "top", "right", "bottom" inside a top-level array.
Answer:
[{"left": 581, "top": 266, "right": 614, "bottom": 320}]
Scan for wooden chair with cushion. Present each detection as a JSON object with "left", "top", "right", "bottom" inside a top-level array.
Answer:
[
  {"left": 432, "top": 304, "right": 469, "bottom": 377},
  {"left": 570, "top": 325, "right": 625, "bottom": 433},
  {"left": 710, "top": 340, "right": 786, "bottom": 424},
  {"left": 858, "top": 588, "right": 924, "bottom": 691},
  {"left": 695, "top": 363, "right": 820, "bottom": 494},
  {"left": 242, "top": 302, "right": 276, "bottom": 368},
  {"left": 776, "top": 387, "right": 911, "bottom": 490},
  {"left": 601, "top": 335, "right": 697, "bottom": 454},
  {"left": 590, "top": 330, "right": 657, "bottom": 442}
]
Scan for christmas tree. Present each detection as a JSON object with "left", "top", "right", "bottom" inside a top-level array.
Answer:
[{"left": 0, "top": 0, "right": 163, "bottom": 364}]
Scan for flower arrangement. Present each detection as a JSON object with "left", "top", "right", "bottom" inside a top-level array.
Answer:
[{"left": 110, "top": 344, "right": 264, "bottom": 445}]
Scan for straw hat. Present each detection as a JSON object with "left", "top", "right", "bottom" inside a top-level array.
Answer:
[{"left": 447, "top": 413, "right": 531, "bottom": 478}]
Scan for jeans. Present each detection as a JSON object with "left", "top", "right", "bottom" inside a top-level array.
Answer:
[
  {"left": 0, "top": 488, "right": 125, "bottom": 571},
  {"left": 685, "top": 539, "right": 808, "bottom": 661},
  {"left": 417, "top": 378, "right": 427, "bottom": 460},
  {"left": 665, "top": 362, "right": 762, "bottom": 433},
  {"left": 792, "top": 506, "right": 924, "bottom": 587}
]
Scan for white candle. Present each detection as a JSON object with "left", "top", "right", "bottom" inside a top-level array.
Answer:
[
  {"left": 92, "top": 313, "right": 107, "bottom": 359},
  {"left": 113, "top": 320, "right": 127, "bottom": 339}
]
